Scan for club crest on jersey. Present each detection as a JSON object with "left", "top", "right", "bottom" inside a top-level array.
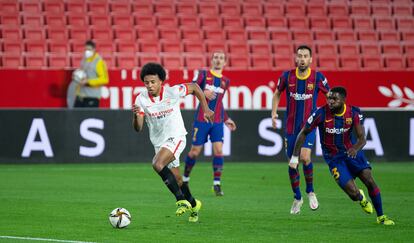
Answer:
[
  {"left": 307, "top": 83, "right": 314, "bottom": 90},
  {"left": 346, "top": 118, "right": 352, "bottom": 125}
]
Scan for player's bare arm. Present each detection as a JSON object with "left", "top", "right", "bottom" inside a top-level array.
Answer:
[
  {"left": 347, "top": 123, "right": 367, "bottom": 158},
  {"left": 204, "top": 89, "right": 217, "bottom": 100},
  {"left": 187, "top": 83, "right": 215, "bottom": 123},
  {"left": 132, "top": 104, "right": 144, "bottom": 132},
  {"left": 225, "top": 118, "right": 237, "bottom": 131},
  {"left": 271, "top": 89, "right": 281, "bottom": 129},
  {"left": 290, "top": 127, "right": 312, "bottom": 169}
]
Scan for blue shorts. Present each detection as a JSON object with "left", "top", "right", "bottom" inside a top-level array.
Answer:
[
  {"left": 327, "top": 151, "right": 372, "bottom": 188},
  {"left": 285, "top": 129, "right": 316, "bottom": 158},
  {"left": 191, "top": 121, "right": 224, "bottom": 146}
]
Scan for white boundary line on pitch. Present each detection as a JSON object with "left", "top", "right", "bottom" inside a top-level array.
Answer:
[{"left": 0, "top": 235, "right": 98, "bottom": 243}]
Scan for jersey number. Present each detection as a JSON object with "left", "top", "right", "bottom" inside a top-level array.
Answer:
[
  {"left": 192, "top": 128, "right": 199, "bottom": 142},
  {"left": 331, "top": 167, "right": 340, "bottom": 180}
]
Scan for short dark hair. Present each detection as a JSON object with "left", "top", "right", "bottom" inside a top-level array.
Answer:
[
  {"left": 296, "top": 45, "right": 312, "bottom": 56},
  {"left": 140, "top": 62, "right": 166, "bottom": 82},
  {"left": 85, "top": 40, "right": 96, "bottom": 49},
  {"left": 330, "top": 86, "right": 347, "bottom": 98}
]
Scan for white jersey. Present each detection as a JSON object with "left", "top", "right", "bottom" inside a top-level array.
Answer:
[{"left": 135, "top": 84, "right": 189, "bottom": 147}]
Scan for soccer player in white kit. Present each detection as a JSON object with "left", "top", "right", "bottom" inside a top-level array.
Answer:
[{"left": 132, "top": 63, "right": 214, "bottom": 222}]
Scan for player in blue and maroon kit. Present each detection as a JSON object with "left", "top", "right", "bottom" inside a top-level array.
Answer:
[
  {"left": 272, "top": 45, "right": 330, "bottom": 214},
  {"left": 290, "top": 86, "right": 395, "bottom": 225},
  {"left": 183, "top": 51, "right": 237, "bottom": 196}
]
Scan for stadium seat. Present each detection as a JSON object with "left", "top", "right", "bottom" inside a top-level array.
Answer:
[
  {"left": 378, "top": 31, "right": 401, "bottom": 41},
  {"left": 395, "top": 17, "right": 414, "bottom": 31},
  {"left": 219, "top": 3, "right": 241, "bottom": 15},
  {"left": 250, "top": 55, "right": 272, "bottom": 70},
  {"left": 139, "top": 55, "right": 161, "bottom": 67},
  {"left": 176, "top": 3, "right": 197, "bottom": 15},
  {"left": 113, "top": 27, "right": 136, "bottom": 41},
  {"left": 225, "top": 28, "right": 247, "bottom": 41},
  {"left": 222, "top": 17, "right": 244, "bottom": 29},
  {"left": 313, "top": 30, "right": 335, "bottom": 41},
  {"left": 393, "top": 5, "right": 412, "bottom": 16},
  {"left": 362, "top": 56, "right": 382, "bottom": 70},
  {"left": 263, "top": 3, "right": 284, "bottom": 16},
  {"left": 404, "top": 43, "right": 414, "bottom": 55},
  {"left": 69, "top": 40, "right": 85, "bottom": 54},
  {"left": 335, "top": 30, "right": 357, "bottom": 41},
  {"left": 24, "top": 40, "right": 46, "bottom": 54},
  {"left": 87, "top": 2, "right": 109, "bottom": 15},
  {"left": 47, "top": 28, "right": 68, "bottom": 41},
  {"left": 200, "top": 16, "right": 221, "bottom": 28},
  {"left": 24, "top": 54, "right": 47, "bottom": 68},
  {"left": 20, "top": 1, "right": 42, "bottom": 14},
  {"left": 47, "top": 54, "right": 69, "bottom": 69},
  {"left": 337, "top": 43, "right": 359, "bottom": 55},
  {"left": 374, "top": 18, "right": 395, "bottom": 30},
  {"left": 406, "top": 56, "right": 414, "bottom": 70},
  {"left": 309, "top": 17, "right": 331, "bottom": 30},
  {"left": 134, "top": 14, "right": 155, "bottom": 27},
  {"left": 156, "top": 15, "right": 178, "bottom": 28},
  {"left": 249, "top": 41, "right": 271, "bottom": 55},
  {"left": 131, "top": 2, "right": 153, "bottom": 14},
  {"left": 269, "top": 28, "right": 292, "bottom": 41},
  {"left": 204, "top": 28, "right": 226, "bottom": 41},
  {"left": 204, "top": 40, "right": 226, "bottom": 53},
  {"left": 340, "top": 56, "right": 362, "bottom": 70},
  {"left": 89, "top": 15, "right": 111, "bottom": 28},
  {"left": 306, "top": 3, "right": 327, "bottom": 17},
  {"left": 97, "top": 42, "right": 115, "bottom": 56},
  {"left": 154, "top": 2, "right": 175, "bottom": 15},
  {"left": 158, "top": 27, "right": 180, "bottom": 40},
  {"left": 90, "top": 28, "right": 113, "bottom": 41},
  {"left": 160, "top": 40, "right": 182, "bottom": 53},
  {"left": 0, "top": 14, "right": 19, "bottom": 27},
  {"left": 226, "top": 41, "right": 248, "bottom": 56},
  {"left": 352, "top": 16, "right": 375, "bottom": 30},
  {"left": 272, "top": 43, "right": 294, "bottom": 56},
  {"left": 318, "top": 56, "right": 339, "bottom": 70},
  {"left": 381, "top": 43, "right": 403, "bottom": 55},
  {"left": 0, "top": 1, "right": 18, "bottom": 14},
  {"left": 266, "top": 17, "right": 288, "bottom": 29},
  {"left": 285, "top": 4, "right": 306, "bottom": 16},
  {"left": 288, "top": 17, "right": 309, "bottom": 30},
  {"left": 244, "top": 16, "right": 266, "bottom": 28},
  {"left": 273, "top": 55, "right": 295, "bottom": 71},
  {"left": 349, "top": 3, "right": 370, "bottom": 16},
  {"left": 242, "top": 3, "right": 263, "bottom": 16},
  {"left": 1, "top": 27, "right": 22, "bottom": 40},
  {"left": 45, "top": 16, "right": 66, "bottom": 28},
  {"left": 327, "top": 4, "right": 349, "bottom": 16},
  {"left": 331, "top": 17, "right": 352, "bottom": 30},
  {"left": 292, "top": 31, "right": 313, "bottom": 42},
  {"left": 112, "top": 15, "right": 133, "bottom": 27},
  {"left": 136, "top": 27, "right": 158, "bottom": 41},
  {"left": 138, "top": 40, "right": 160, "bottom": 53},
  {"left": 183, "top": 41, "right": 204, "bottom": 53},
  {"left": 1, "top": 54, "right": 23, "bottom": 68},
  {"left": 384, "top": 55, "right": 406, "bottom": 70},
  {"left": 181, "top": 27, "right": 203, "bottom": 41},
  {"left": 23, "top": 28, "right": 46, "bottom": 41},
  {"left": 247, "top": 28, "right": 269, "bottom": 41},
  {"left": 68, "top": 27, "right": 90, "bottom": 40},
  {"left": 48, "top": 41, "right": 69, "bottom": 54},
  {"left": 110, "top": 2, "right": 131, "bottom": 15},
  {"left": 184, "top": 54, "right": 207, "bottom": 70},
  {"left": 21, "top": 14, "right": 44, "bottom": 27},
  {"left": 227, "top": 55, "right": 248, "bottom": 70},
  {"left": 357, "top": 30, "right": 378, "bottom": 41},
  {"left": 161, "top": 54, "right": 184, "bottom": 70},
  {"left": 116, "top": 54, "right": 138, "bottom": 69},
  {"left": 69, "top": 53, "right": 84, "bottom": 67},
  {"left": 371, "top": 4, "right": 392, "bottom": 17},
  {"left": 178, "top": 15, "right": 199, "bottom": 28},
  {"left": 360, "top": 43, "right": 381, "bottom": 55},
  {"left": 2, "top": 41, "right": 23, "bottom": 54},
  {"left": 198, "top": 2, "right": 219, "bottom": 15},
  {"left": 401, "top": 31, "right": 414, "bottom": 41},
  {"left": 66, "top": 15, "right": 88, "bottom": 27},
  {"left": 66, "top": 2, "right": 87, "bottom": 14},
  {"left": 316, "top": 43, "right": 337, "bottom": 55},
  {"left": 116, "top": 41, "right": 138, "bottom": 53}
]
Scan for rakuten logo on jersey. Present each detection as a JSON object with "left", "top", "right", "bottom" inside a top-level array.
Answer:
[
  {"left": 148, "top": 108, "right": 173, "bottom": 119},
  {"left": 325, "top": 127, "right": 350, "bottom": 134},
  {"left": 290, "top": 93, "right": 313, "bottom": 100}
]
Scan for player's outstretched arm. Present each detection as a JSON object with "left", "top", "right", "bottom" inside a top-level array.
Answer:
[
  {"left": 187, "top": 83, "right": 214, "bottom": 123},
  {"left": 347, "top": 123, "right": 367, "bottom": 158},
  {"left": 290, "top": 127, "right": 311, "bottom": 169},
  {"left": 271, "top": 89, "right": 281, "bottom": 129},
  {"left": 132, "top": 104, "right": 145, "bottom": 132}
]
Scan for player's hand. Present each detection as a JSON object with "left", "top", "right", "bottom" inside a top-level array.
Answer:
[
  {"left": 347, "top": 147, "right": 358, "bottom": 158},
  {"left": 271, "top": 112, "right": 278, "bottom": 129},
  {"left": 132, "top": 104, "right": 144, "bottom": 117},
  {"left": 289, "top": 156, "right": 299, "bottom": 169},
  {"left": 204, "top": 89, "right": 217, "bottom": 100},
  {"left": 203, "top": 108, "right": 215, "bottom": 123},
  {"left": 225, "top": 118, "right": 237, "bottom": 131}
]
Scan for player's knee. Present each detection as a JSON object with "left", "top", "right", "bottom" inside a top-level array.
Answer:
[
  {"left": 189, "top": 148, "right": 201, "bottom": 158},
  {"left": 213, "top": 149, "right": 223, "bottom": 156},
  {"left": 300, "top": 156, "right": 311, "bottom": 165},
  {"left": 152, "top": 160, "right": 163, "bottom": 172}
]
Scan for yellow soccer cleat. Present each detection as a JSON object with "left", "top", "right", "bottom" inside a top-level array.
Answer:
[
  {"left": 359, "top": 189, "right": 374, "bottom": 214},
  {"left": 176, "top": 200, "right": 191, "bottom": 216},
  {"left": 377, "top": 215, "right": 395, "bottom": 226},
  {"left": 189, "top": 199, "right": 202, "bottom": 223}
]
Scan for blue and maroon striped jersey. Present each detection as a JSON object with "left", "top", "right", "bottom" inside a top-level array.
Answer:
[
  {"left": 193, "top": 69, "right": 230, "bottom": 123},
  {"left": 277, "top": 68, "right": 329, "bottom": 135},
  {"left": 305, "top": 104, "right": 364, "bottom": 160}
]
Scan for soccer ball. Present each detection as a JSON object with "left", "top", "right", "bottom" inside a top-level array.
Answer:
[
  {"left": 109, "top": 208, "right": 131, "bottom": 228},
  {"left": 72, "top": 69, "right": 86, "bottom": 82}
]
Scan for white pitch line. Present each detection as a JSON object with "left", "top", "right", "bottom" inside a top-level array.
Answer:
[{"left": 0, "top": 235, "right": 97, "bottom": 243}]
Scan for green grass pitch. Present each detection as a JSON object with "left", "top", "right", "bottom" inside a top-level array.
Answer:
[{"left": 0, "top": 162, "right": 413, "bottom": 243}]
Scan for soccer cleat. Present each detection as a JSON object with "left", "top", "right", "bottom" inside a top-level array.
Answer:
[
  {"left": 377, "top": 215, "right": 395, "bottom": 226},
  {"left": 175, "top": 200, "right": 191, "bottom": 216},
  {"left": 189, "top": 199, "right": 202, "bottom": 223},
  {"left": 213, "top": 184, "right": 224, "bottom": 196},
  {"left": 290, "top": 198, "right": 303, "bottom": 214},
  {"left": 307, "top": 192, "right": 319, "bottom": 210},
  {"left": 359, "top": 189, "right": 374, "bottom": 214}
]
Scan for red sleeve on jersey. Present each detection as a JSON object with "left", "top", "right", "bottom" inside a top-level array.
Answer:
[{"left": 277, "top": 73, "right": 287, "bottom": 92}]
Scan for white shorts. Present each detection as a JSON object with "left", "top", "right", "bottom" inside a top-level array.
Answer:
[{"left": 154, "top": 136, "right": 187, "bottom": 169}]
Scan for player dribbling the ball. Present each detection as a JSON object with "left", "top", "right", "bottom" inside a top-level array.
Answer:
[{"left": 132, "top": 62, "right": 214, "bottom": 222}]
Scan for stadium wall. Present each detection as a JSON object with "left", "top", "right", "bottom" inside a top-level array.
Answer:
[{"left": 0, "top": 110, "right": 412, "bottom": 163}]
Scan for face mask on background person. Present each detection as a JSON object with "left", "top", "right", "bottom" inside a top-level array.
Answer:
[{"left": 84, "top": 50, "right": 94, "bottom": 59}]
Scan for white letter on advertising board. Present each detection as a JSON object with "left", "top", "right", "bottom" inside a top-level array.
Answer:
[
  {"left": 363, "top": 118, "right": 384, "bottom": 156},
  {"left": 258, "top": 118, "right": 283, "bottom": 156},
  {"left": 79, "top": 118, "right": 105, "bottom": 157},
  {"left": 21, "top": 118, "right": 54, "bottom": 157}
]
